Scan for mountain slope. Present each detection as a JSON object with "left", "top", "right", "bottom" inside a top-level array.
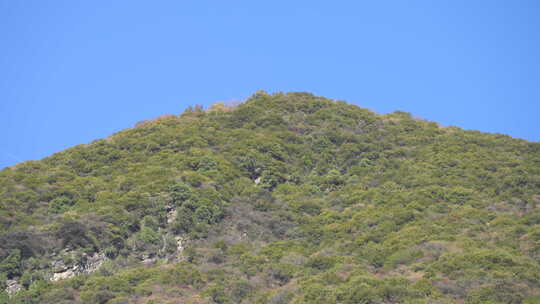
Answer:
[{"left": 1, "top": 91, "right": 539, "bottom": 303}]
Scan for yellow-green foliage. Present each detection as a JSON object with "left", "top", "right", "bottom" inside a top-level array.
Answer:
[{"left": 1, "top": 92, "right": 540, "bottom": 303}]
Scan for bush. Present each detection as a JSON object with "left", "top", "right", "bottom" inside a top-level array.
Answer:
[
  {"left": 169, "top": 182, "right": 192, "bottom": 205},
  {"left": 136, "top": 227, "right": 160, "bottom": 245},
  {"left": 306, "top": 255, "right": 336, "bottom": 271},
  {"left": 268, "top": 263, "right": 295, "bottom": 285},
  {"left": 48, "top": 196, "right": 76, "bottom": 214},
  {"left": 231, "top": 281, "right": 254, "bottom": 302},
  {"left": 0, "top": 249, "right": 21, "bottom": 279},
  {"left": 204, "top": 284, "right": 230, "bottom": 304},
  {"left": 56, "top": 221, "right": 97, "bottom": 252}
]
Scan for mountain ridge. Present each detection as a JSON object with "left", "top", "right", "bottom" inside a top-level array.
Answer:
[{"left": 1, "top": 91, "right": 539, "bottom": 303}]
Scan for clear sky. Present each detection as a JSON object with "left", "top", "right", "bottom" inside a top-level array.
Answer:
[{"left": 1, "top": 1, "right": 539, "bottom": 168}]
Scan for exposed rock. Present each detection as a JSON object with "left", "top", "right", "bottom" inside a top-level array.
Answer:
[
  {"left": 254, "top": 177, "right": 262, "bottom": 185},
  {"left": 167, "top": 208, "right": 177, "bottom": 224},
  {"left": 5, "top": 280, "right": 21, "bottom": 295},
  {"left": 175, "top": 235, "right": 189, "bottom": 261},
  {"left": 51, "top": 268, "right": 76, "bottom": 281},
  {"left": 84, "top": 252, "right": 106, "bottom": 273},
  {"left": 52, "top": 259, "right": 68, "bottom": 272},
  {"left": 50, "top": 252, "right": 106, "bottom": 282},
  {"left": 142, "top": 258, "right": 156, "bottom": 265},
  {"left": 175, "top": 236, "right": 186, "bottom": 252}
]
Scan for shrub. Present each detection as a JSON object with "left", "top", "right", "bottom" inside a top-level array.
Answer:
[
  {"left": 0, "top": 249, "right": 21, "bottom": 279},
  {"left": 231, "top": 281, "right": 254, "bottom": 302},
  {"left": 268, "top": 263, "right": 295, "bottom": 285},
  {"left": 169, "top": 182, "right": 192, "bottom": 205},
  {"left": 48, "top": 196, "right": 76, "bottom": 214},
  {"left": 306, "top": 255, "right": 336, "bottom": 271}
]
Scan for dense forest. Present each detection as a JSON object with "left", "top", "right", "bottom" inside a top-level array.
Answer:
[{"left": 1, "top": 91, "right": 539, "bottom": 303}]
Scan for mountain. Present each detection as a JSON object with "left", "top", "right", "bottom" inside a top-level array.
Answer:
[{"left": 0, "top": 91, "right": 539, "bottom": 304}]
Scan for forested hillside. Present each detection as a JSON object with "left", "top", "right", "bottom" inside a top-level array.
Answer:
[{"left": 1, "top": 91, "right": 539, "bottom": 303}]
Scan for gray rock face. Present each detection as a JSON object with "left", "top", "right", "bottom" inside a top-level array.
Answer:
[
  {"left": 51, "top": 252, "right": 106, "bottom": 282},
  {"left": 51, "top": 268, "right": 77, "bottom": 281},
  {"left": 167, "top": 208, "right": 177, "bottom": 224},
  {"left": 52, "top": 259, "right": 68, "bottom": 271},
  {"left": 175, "top": 235, "right": 189, "bottom": 261},
  {"left": 142, "top": 257, "right": 156, "bottom": 265},
  {"left": 176, "top": 235, "right": 186, "bottom": 254},
  {"left": 48, "top": 235, "right": 187, "bottom": 282},
  {"left": 5, "top": 280, "right": 21, "bottom": 295},
  {"left": 85, "top": 252, "right": 106, "bottom": 273}
]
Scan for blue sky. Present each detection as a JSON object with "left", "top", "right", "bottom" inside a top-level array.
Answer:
[{"left": 1, "top": 1, "right": 539, "bottom": 168}]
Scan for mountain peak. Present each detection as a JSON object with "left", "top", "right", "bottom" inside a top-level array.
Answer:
[{"left": 1, "top": 92, "right": 539, "bottom": 303}]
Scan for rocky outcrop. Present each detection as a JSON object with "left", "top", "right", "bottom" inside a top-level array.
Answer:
[
  {"left": 51, "top": 252, "right": 106, "bottom": 282},
  {"left": 5, "top": 280, "right": 21, "bottom": 295},
  {"left": 48, "top": 233, "right": 187, "bottom": 283},
  {"left": 175, "top": 235, "right": 189, "bottom": 261},
  {"left": 51, "top": 267, "right": 77, "bottom": 281},
  {"left": 167, "top": 208, "right": 177, "bottom": 224},
  {"left": 85, "top": 252, "right": 106, "bottom": 273},
  {"left": 175, "top": 236, "right": 186, "bottom": 253}
]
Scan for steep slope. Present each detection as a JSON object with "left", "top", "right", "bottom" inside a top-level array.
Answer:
[{"left": 1, "top": 91, "right": 539, "bottom": 303}]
